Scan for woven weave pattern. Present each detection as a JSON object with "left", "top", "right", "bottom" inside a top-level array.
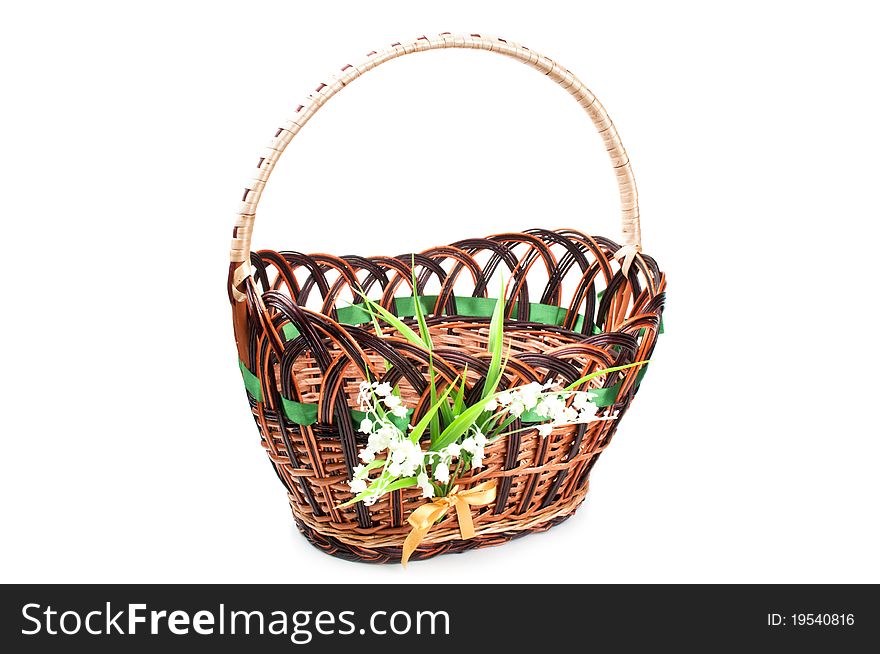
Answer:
[{"left": 237, "top": 230, "right": 665, "bottom": 562}]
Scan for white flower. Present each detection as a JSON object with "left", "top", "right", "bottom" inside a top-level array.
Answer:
[
  {"left": 473, "top": 429, "right": 487, "bottom": 447},
  {"left": 363, "top": 495, "right": 378, "bottom": 506},
  {"left": 365, "top": 423, "right": 399, "bottom": 451},
  {"left": 375, "top": 382, "right": 393, "bottom": 397},
  {"left": 353, "top": 464, "right": 366, "bottom": 478},
  {"left": 527, "top": 387, "right": 611, "bottom": 432},
  {"left": 445, "top": 443, "right": 461, "bottom": 457},
  {"left": 358, "top": 418, "right": 373, "bottom": 434},
  {"left": 359, "top": 448, "right": 375, "bottom": 463},
  {"left": 378, "top": 422, "right": 399, "bottom": 437},
  {"left": 383, "top": 394, "right": 402, "bottom": 409},
  {"left": 402, "top": 462, "right": 419, "bottom": 477},
  {"left": 533, "top": 398, "right": 551, "bottom": 418},
  {"left": 535, "top": 395, "right": 566, "bottom": 421},
  {"left": 508, "top": 397, "right": 525, "bottom": 417},
  {"left": 389, "top": 438, "right": 415, "bottom": 459},
  {"left": 348, "top": 478, "right": 367, "bottom": 494},
  {"left": 391, "top": 405, "right": 408, "bottom": 418},
  {"left": 367, "top": 432, "right": 389, "bottom": 453},
  {"left": 572, "top": 392, "right": 595, "bottom": 411},
  {"left": 516, "top": 382, "right": 543, "bottom": 410},
  {"left": 433, "top": 461, "right": 450, "bottom": 484},
  {"left": 357, "top": 381, "right": 374, "bottom": 407},
  {"left": 484, "top": 398, "right": 498, "bottom": 412},
  {"left": 460, "top": 436, "right": 477, "bottom": 454},
  {"left": 576, "top": 403, "right": 599, "bottom": 422},
  {"left": 471, "top": 446, "right": 485, "bottom": 469},
  {"left": 388, "top": 439, "right": 424, "bottom": 477},
  {"left": 386, "top": 461, "right": 402, "bottom": 477},
  {"left": 417, "top": 471, "right": 434, "bottom": 498},
  {"left": 496, "top": 391, "right": 513, "bottom": 406}
]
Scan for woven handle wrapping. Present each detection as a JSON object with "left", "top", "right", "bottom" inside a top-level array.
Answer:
[{"left": 229, "top": 33, "right": 640, "bottom": 301}]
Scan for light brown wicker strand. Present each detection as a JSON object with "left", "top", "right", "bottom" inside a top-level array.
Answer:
[{"left": 229, "top": 33, "right": 641, "bottom": 301}]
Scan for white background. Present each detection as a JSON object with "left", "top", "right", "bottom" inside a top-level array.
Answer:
[{"left": 2, "top": 1, "right": 878, "bottom": 584}]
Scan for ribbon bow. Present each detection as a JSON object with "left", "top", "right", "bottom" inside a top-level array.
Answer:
[{"left": 401, "top": 480, "right": 497, "bottom": 567}]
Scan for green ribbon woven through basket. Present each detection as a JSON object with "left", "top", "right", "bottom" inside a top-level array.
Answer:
[
  {"left": 280, "top": 295, "right": 607, "bottom": 340},
  {"left": 240, "top": 295, "right": 659, "bottom": 426}
]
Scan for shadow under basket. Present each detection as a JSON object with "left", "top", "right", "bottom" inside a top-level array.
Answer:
[{"left": 228, "top": 34, "right": 666, "bottom": 564}]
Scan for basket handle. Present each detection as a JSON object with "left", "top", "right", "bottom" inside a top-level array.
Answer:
[{"left": 229, "top": 33, "right": 640, "bottom": 301}]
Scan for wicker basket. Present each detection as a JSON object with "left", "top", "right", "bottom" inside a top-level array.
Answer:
[{"left": 229, "top": 33, "right": 666, "bottom": 564}]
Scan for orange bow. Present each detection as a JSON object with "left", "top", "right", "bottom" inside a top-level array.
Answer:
[{"left": 401, "top": 481, "right": 497, "bottom": 568}]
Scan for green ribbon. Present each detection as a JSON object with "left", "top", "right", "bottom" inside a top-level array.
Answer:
[
  {"left": 244, "top": 294, "right": 661, "bottom": 425},
  {"left": 518, "top": 366, "right": 648, "bottom": 418},
  {"left": 279, "top": 396, "right": 315, "bottom": 424},
  {"left": 281, "top": 296, "right": 606, "bottom": 340},
  {"left": 277, "top": 398, "right": 413, "bottom": 429},
  {"left": 236, "top": 364, "right": 413, "bottom": 428},
  {"left": 238, "top": 359, "right": 263, "bottom": 402}
]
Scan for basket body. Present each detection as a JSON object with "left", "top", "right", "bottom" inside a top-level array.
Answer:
[
  {"left": 238, "top": 231, "right": 664, "bottom": 562},
  {"left": 228, "top": 34, "right": 666, "bottom": 563}
]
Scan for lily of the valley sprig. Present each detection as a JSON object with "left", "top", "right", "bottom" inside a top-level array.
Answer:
[{"left": 340, "top": 272, "right": 647, "bottom": 509}]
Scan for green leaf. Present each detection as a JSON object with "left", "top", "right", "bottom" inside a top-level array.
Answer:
[
  {"left": 492, "top": 412, "right": 520, "bottom": 438},
  {"left": 481, "top": 278, "right": 507, "bottom": 400},
  {"left": 432, "top": 392, "right": 504, "bottom": 451},
  {"left": 354, "top": 459, "right": 385, "bottom": 479},
  {"left": 379, "top": 476, "right": 420, "bottom": 493},
  {"left": 431, "top": 360, "right": 467, "bottom": 428},
  {"left": 452, "top": 365, "right": 468, "bottom": 417},
  {"left": 436, "top": 368, "right": 457, "bottom": 427},
  {"left": 355, "top": 290, "right": 426, "bottom": 348},
  {"left": 479, "top": 406, "right": 514, "bottom": 437},
  {"left": 565, "top": 360, "right": 650, "bottom": 391},
  {"left": 338, "top": 475, "right": 420, "bottom": 508},
  {"left": 428, "top": 360, "right": 441, "bottom": 443},
  {"left": 410, "top": 380, "right": 459, "bottom": 445},
  {"left": 370, "top": 313, "right": 394, "bottom": 373},
  {"left": 352, "top": 284, "right": 395, "bottom": 374},
  {"left": 411, "top": 260, "right": 434, "bottom": 350},
  {"left": 409, "top": 261, "right": 447, "bottom": 439},
  {"left": 488, "top": 279, "right": 506, "bottom": 352}
]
